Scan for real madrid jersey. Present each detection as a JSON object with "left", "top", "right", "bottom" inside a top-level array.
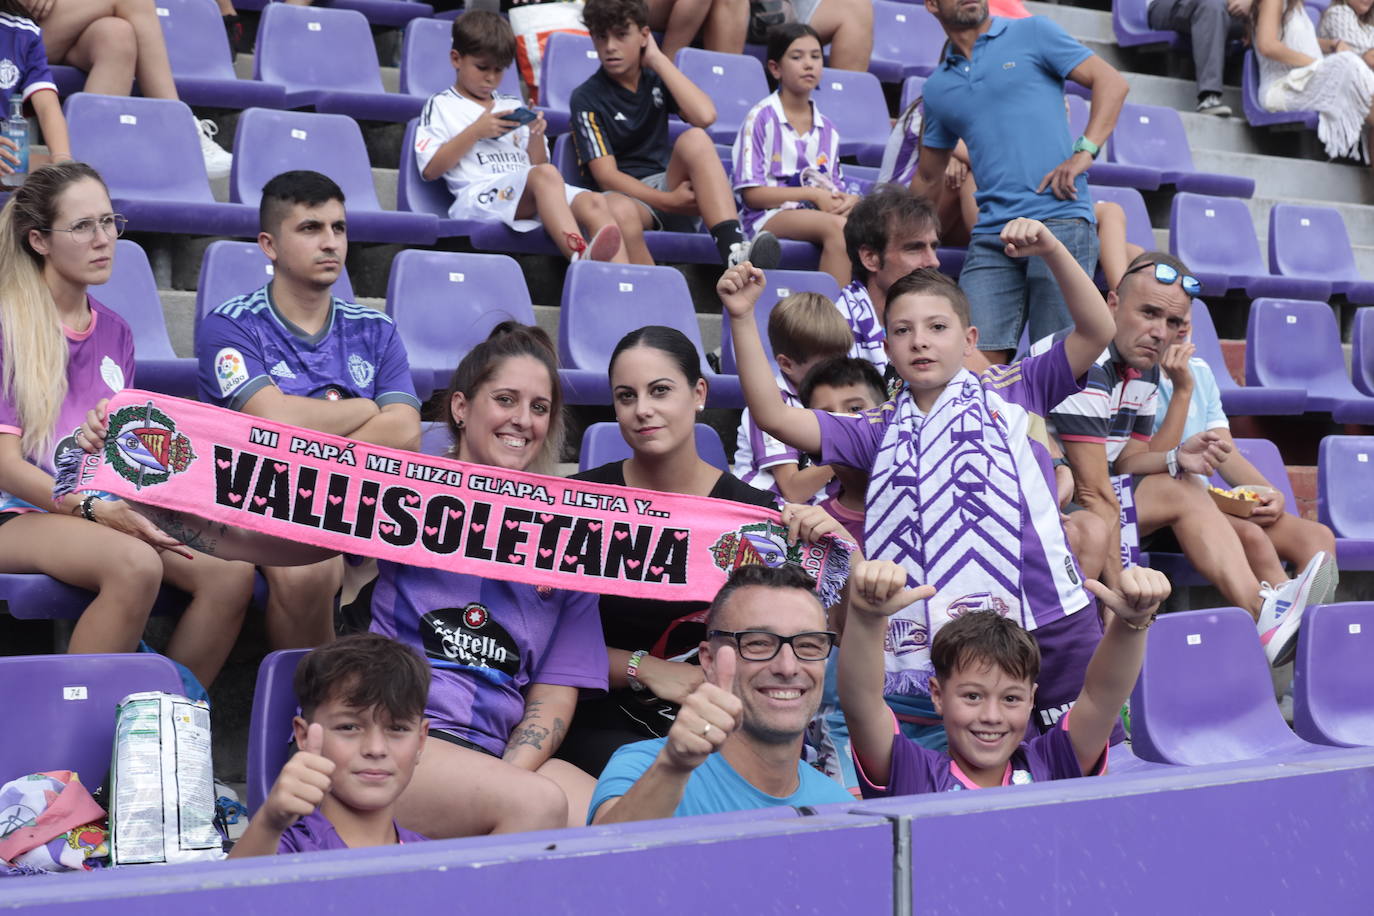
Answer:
[
  {"left": 0, "top": 14, "right": 56, "bottom": 110},
  {"left": 196, "top": 283, "right": 420, "bottom": 413},
  {"left": 414, "top": 89, "right": 542, "bottom": 206}
]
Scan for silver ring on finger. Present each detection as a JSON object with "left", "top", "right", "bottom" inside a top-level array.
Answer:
[{"left": 700, "top": 722, "right": 712, "bottom": 738}]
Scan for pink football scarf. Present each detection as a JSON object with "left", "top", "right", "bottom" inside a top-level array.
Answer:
[{"left": 57, "top": 391, "right": 851, "bottom": 605}]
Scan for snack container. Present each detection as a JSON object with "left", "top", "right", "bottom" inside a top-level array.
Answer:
[{"left": 1208, "top": 487, "right": 1257, "bottom": 518}]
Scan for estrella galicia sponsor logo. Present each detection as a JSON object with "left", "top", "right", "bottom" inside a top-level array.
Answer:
[
  {"left": 421, "top": 603, "right": 520, "bottom": 678},
  {"left": 104, "top": 401, "right": 195, "bottom": 489}
]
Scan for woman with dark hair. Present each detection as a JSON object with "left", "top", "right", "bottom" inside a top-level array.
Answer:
[{"left": 1319, "top": 0, "right": 1374, "bottom": 61}]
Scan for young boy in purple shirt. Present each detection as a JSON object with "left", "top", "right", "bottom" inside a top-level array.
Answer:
[
  {"left": 838, "top": 559, "right": 1168, "bottom": 794},
  {"left": 229, "top": 634, "right": 432, "bottom": 857}
]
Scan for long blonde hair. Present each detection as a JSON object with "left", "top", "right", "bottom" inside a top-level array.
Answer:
[{"left": 0, "top": 162, "right": 109, "bottom": 460}]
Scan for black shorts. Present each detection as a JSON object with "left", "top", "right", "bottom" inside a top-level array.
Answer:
[
  {"left": 0, "top": 510, "right": 24, "bottom": 529},
  {"left": 430, "top": 728, "right": 499, "bottom": 757}
]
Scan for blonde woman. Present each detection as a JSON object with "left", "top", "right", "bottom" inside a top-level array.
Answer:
[{"left": 0, "top": 161, "right": 252, "bottom": 687}]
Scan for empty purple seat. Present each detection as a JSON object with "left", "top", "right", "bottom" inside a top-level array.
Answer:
[
  {"left": 0, "top": 654, "right": 184, "bottom": 792},
  {"left": 537, "top": 31, "right": 601, "bottom": 136},
  {"left": 1108, "top": 102, "right": 1255, "bottom": 198},
  {"left": 558, "top": 262, "right": 742, "bottom": 406},
  {"left": 1129, "top": 606, "right": 1331, "bottom": 765},
  {"left": 868, "top": 1, "right": 946, "bottom": 83},
  {"left": 899, "top": 75, "right": 925, "bottom": 113},
  {"left": 579, "top": 422, "right": 728, "bottom": 471},
  {"left": 1170, "top": 193, "right": 1332, "bottom": 299},
  {"left": 401, "top": 17, "right": 522, "bottom": 98},
  {"left": 1187, "top": 296, "right": 1306, "bottom": 415},
  {"left": 1112, "top": 0, "right": 1182, "bottom": 47},
  {"left": 158, "top": 0, "right": 286, "bottom": 110},
  {"left": 1268, "top": 204, "right": 1374, "bottom": 305},
  {"left": 246, "top": 648, "right": 308, "bottom": 813},
  {"left": 1247, "top": 299, "right": 1374, "bottom": 423},
  {"left": 254, "top": 4, "right": 425, "bottom": 122},
  {"left": 1087, "top": 183, "right": 1156, "bottom": 253},
  {"left": 90, "top": 239, "right": 197, "bottom": 399},
  {"left": 327, "top": 0, "right": 433, "bottom": 28},
  {"left": 1242, "top": 49, "right": 1319, "bottom": 130},
  {"left": 1293, "top": 602, "right": 1374, "bottom": 747},
  {"left": 1064, "top": 95, "right": 1161, "bottom": 191},
  {"left": 420, "top": 419, "right": 455, "bottom": 456},
  {"left": 812, "top": 68, "right": 888, "bottom": 166},
  {"left": 1352, "top": 309, "right": 1374, "bottom": 397},
  {"left": 675, "top": 48, "right": 768, "bottom": 144},
  {"left": 1318, "top": 435, "right": 1374, "bottom": 570},
  {"left": 64, "top": 93, "right": 258, "bottom": 236},
  {"left": 720, "top": 269, "right": 841, "bottom": 373},
  {"left": 231, "top": 108, "right": 438, "bottom": 244}
]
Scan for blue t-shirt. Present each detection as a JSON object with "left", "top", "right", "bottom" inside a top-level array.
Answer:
[
  {"left": 0, "top": 14, "right": 56, "bottom": 111},
  {"left": 922, "top": 16, "right": 1094, "bottom": 233},
  {"left": 196, "top": 283, "right": 420, "bottom": 412},
  {"left": 1153, "top": 357, "right": 1229, "bottom": 444},
  {"left": 590, "top": 738, "right": 853, "bottom": 822}
]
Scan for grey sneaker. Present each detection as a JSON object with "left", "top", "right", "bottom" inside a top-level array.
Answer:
[
  {"left": 1197, "top": 93, "right": 1232, "bottom": 118},
  {"left": 730, "top": 230, "right": 781, "bottom": 270}
]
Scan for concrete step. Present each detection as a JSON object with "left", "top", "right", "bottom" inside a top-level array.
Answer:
[
  {"left": 1193, "top": 148, "right": 1374, "bottom": 205},
  {"left": 1120, "top": 70, "right": 1243, "bottom": 116},
  {"left": 1025, "top": 0, "right": 1117, "bottom": 43},
  {"left": 1245, "top": 194, "right": 1374, "bottom": 247}
]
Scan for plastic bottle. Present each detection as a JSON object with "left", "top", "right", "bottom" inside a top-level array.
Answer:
[{"left": 2, "top": 96, "right": 29, "bottom": 188}]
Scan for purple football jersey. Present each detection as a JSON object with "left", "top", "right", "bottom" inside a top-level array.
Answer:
[{"left": 276, "top": 809, "right": 427, "bottom": 854}]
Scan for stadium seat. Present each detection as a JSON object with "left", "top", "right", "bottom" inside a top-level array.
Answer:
[
  {"left": 1086, "top": 183, "right": 1156, "bottom": 253},
  {"left": 50, "top": 65, "right": 87, "bottom": 99},
  {"left": 812, "top": 68, "right": 888, "bottom": 165},
  {"left": 397, "top": 117, "right": 484, "bottom": 238},
  {"left": 420, "top": 420, "right": 455, "bottom": 456},
  {"left": 400, "top": 17, "right": 522, "bottom": 98},
  {"left": 578, "top": 422, "right": 729, "bottom": 472},
  {"left": 1129, "top": 607, "right": 1331, "bottom": 765},
  {"left": 868, "top": 1, "right": 946, "bottom": 83},
  {"left": 195, "top": 240, "right": 357, "bottom": 353},
  {"left": 1318, "top": 435, "right": 1374, "bottom": 570},
  {"left": 1267, "top": 204, "right": 1374, "bottom": 305},
  {"left": 1241, "top": 49, "right": 1319, "bottom": 130},
  {"left": 1246, "top": 299, "right": 1374, "bottom": 423},
  {"left": 1186, "top": 297, "right": 1307, "bottom": 416},
  {"left": 231, "top": 108, "right": 439, "bottom": 244},
  {"left": 899, "top": 75, "right": 925, "bottom": 113},
  {"left": 1293, "top": 602, "right": 1374, "bottom": 747},
  {"left": 1112, "top": 0, "right": 1182, "bottom": 47},
  {"left": 1065, "top": 96, "right": 1161, "bottom": 190},
  {"left": 536, "top": 31, "right": 601, "bottom": 136},
  {"left": 1170, "top": 194, "right": 1332, "bottom": 299},
  {"left": 719, "top": 269, "right": 842, "bottom": 373},
  {"left": 324, "top": 0, "right": 433, "bottom": 28},
  {"left": 1352, "top": 309, "right": 1374, "bottom": 397},
  {"left": 65, "top": 94, "right": 258, "bottom": 237},
  {"left": 253, "top": 4, "right": 426, "bottom": 122},
  {"left": 91, "top": 239, "right": 197, "bottom": 399},
  {"left": 0, "top": 654, "right": 184, "bottom": 792},
  {"left": 558, "top": 262, "right": 743, "bottom": 406},
  {"left": 246, "top": 648, "right": 308, "bottom": 814},
  {"left": 1107, "top": 103, "right": 1255, "bottom": 198},
  {"left": 674, "top": 48, "right": 769, "bottom": 144},
  {"left": 158, "top": 0, "right": 286, "bottom": 110}
]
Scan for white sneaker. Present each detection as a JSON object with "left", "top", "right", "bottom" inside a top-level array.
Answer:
[
  {"left": 197, "top": 118, "right": 233, "bottom": 180},
  {"left": 1256, "top": 550, "right": 1329, "bottom": 666}
]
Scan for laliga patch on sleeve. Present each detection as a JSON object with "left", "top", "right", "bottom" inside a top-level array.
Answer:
[{"left": 215, "top": 347, "right": 250, "bottom": 397}]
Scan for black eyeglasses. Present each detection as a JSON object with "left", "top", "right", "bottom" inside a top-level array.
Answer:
[
  {"left": 42, "top": 214, "right": 128, "bottom": 243},
  {"left": 1123, "top": 260, "right": 1201, "bottom": 296},
  {"left": 707, "top": 629, "right": 838, "bottom": 662}
]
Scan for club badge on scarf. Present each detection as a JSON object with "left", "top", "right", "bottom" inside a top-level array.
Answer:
[{"left": 59, "top": 392, "right": 852, "bottom": 605}]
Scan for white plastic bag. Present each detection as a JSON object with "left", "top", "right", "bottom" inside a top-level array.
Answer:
[{"left": 509, "top": 1, "right": 587, "bottom": 103}]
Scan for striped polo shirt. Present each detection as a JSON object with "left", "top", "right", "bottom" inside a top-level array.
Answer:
[{"left": 1035, "top": 329, "right": 1159, "bottom": 465}]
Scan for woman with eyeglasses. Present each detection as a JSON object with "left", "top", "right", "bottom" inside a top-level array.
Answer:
[{"left": 0, "top": 161, "right": 253, "bottom": 687}]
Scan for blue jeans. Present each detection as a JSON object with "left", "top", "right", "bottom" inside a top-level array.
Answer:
[{"left": 958, "top": 217, "right": 1100, "bottom": 353}]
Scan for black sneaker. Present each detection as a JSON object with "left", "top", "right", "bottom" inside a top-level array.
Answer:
[
  {"left": 731, "top": 230, "right": 781, "bottom": 270},
  {"left": 1196, "top": 93, "right": 1231, "bottom": 118}
]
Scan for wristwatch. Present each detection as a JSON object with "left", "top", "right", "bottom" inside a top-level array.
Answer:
[{"left": 1072, "top": 135, "right": 1101, "bottom": 159}]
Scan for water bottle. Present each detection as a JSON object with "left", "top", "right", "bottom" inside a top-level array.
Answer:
[{"left": 2, "top": 96, "right": 28, "bottom": 188}]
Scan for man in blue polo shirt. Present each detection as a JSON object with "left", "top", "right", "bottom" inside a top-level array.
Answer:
[
  {"left": 197, "top": 170, "right": 422, "bottom": 650},
  {"left": 911, "top": 0, "right": 1128, "bottom": 369}
]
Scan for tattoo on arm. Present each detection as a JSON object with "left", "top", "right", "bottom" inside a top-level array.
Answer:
[
  {"left": 505, "top": 698, "right": 561, "bottom": 752},
  {"left": 140, "top": 506, "right": 229, "bottom": 556}
]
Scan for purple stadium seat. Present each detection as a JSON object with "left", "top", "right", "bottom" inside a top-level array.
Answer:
[
  {"left": 397, "top": 117, "right": 486, "bottom": 238},
  {"left": 158, "top": 0, "right": 286, "bottom": 110},
  {"left": 899, "top": 75, "right": 925, "bottom": 113},
  {"left": 1246, "top": 299, "right": 1374, "bottom": 423},
  {"left": 869, "top": 1, "right": 946, "bottom": 83},
  {"left": 1129, "top": 606, "right": 1331, "bottom": 765},
  {"left": 1187, "top": 297, "right": 1307, "bottom": 415},
  {"left": 1087, "top": 183, "right": 1156, "bottom": 253},
  {"left": 1268, "top": 204, "right": 1374, "bottom": 305},
  {"left": 536, "top": 31, "right": 601, "bottom": 136},
  {"left": 50, "top": 65, "right": 87, "bottom": 98},
  {"left": 90, "top": 239, "right": 197, "bottom": 399},
  {"left": 674, "top": 48, "right": 768, "bottom": 144},
  {"left": 1112, "top": 0, "right": 1182, "bottom": 47},
  {"left": 578, "top": 421, "right": 728, "bottom": 471},
  {"left": 195, "top": 240, "right": 356, "bottom": 353},
  {"left": 1293, "top": 602, "right": 1374, "bottom": 747},
  {"left": 230, "top": 108, "right": 439, "bottom": 244},
  {"left": 327, "top": 0, "right": 433, "bottom": 28},
  {"left": 812, "top": 69, "right": 888, "bottom": 166},
  {"left": 1352, "top": 309, "right": 1374, "bottom": 397},
  {"left": 1318, "top": 435, "right": 1374, "bottom": 570},
  {"left": 0, "top": 654, "right": 184, "bottom": 791},
  {"left": 558, "top": 262, "right": 742, "bottom": 406},
  {"left": 64, "top": 93, "right": 258, "bottom": 237},
  {"left": 246, "top": 648, "right": 308, "bottom": 814},
  {"left": 720, "top": 269, "right": 841, "bottom": 373},
  {"left": 400, "top": 17, "right": 522, "bottom": 98},
  {"left": 253, "top": 4, "right": 426, "bottom": 122},
  {"left": 1242, "top": 49, "right": 1319, "bottom": 130},
  {"left": 420, "top": 420, "right": 455, "bottom": 456},
  {"left": 1066, "top": 95, "right": 1161, "bottom": 191},
  {"left": 1170, "top": 193, "right": 1332, "bottom": 299},
  {"left": 1107, "top": 103, "right": 1255, "bottom": 197}
]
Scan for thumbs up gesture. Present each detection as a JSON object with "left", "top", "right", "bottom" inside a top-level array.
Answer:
[
  {"left": 264, "top": 722, "right": 336, "bottom": 833},
  {"left": 846, "top": 559, "right": 936, "bottom": 620},
  {"left": 661, "top": 645, "right": 744, "bottom": 773}
]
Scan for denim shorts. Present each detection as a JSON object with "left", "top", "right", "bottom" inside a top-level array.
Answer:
[{"left": 958, "top": 216, "right": 1100, "bottom": 353}]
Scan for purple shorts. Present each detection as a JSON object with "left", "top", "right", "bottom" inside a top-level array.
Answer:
[{"left": 1030, "top": 600, "right": 1126, "bottom": 744}]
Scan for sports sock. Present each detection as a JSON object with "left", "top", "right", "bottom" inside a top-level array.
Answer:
[{"left": 709, "top": 220, "right": 746, "bottom": 265}]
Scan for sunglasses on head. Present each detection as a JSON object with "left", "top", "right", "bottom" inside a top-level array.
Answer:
[{"left": 1123, "top": 261, "right": 1201, "bottom": 297}]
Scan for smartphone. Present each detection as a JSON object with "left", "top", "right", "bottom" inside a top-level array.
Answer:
[{"left": 501, "top": 107, "right": 539, "bottom": 125}]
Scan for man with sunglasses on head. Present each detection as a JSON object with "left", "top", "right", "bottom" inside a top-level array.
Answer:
[
  {"left": 588, "top": 564, "right": 852, "bottom": 822},
  {"left": 1037, "top": 252, "right": 1332, "bottom": 668}
]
